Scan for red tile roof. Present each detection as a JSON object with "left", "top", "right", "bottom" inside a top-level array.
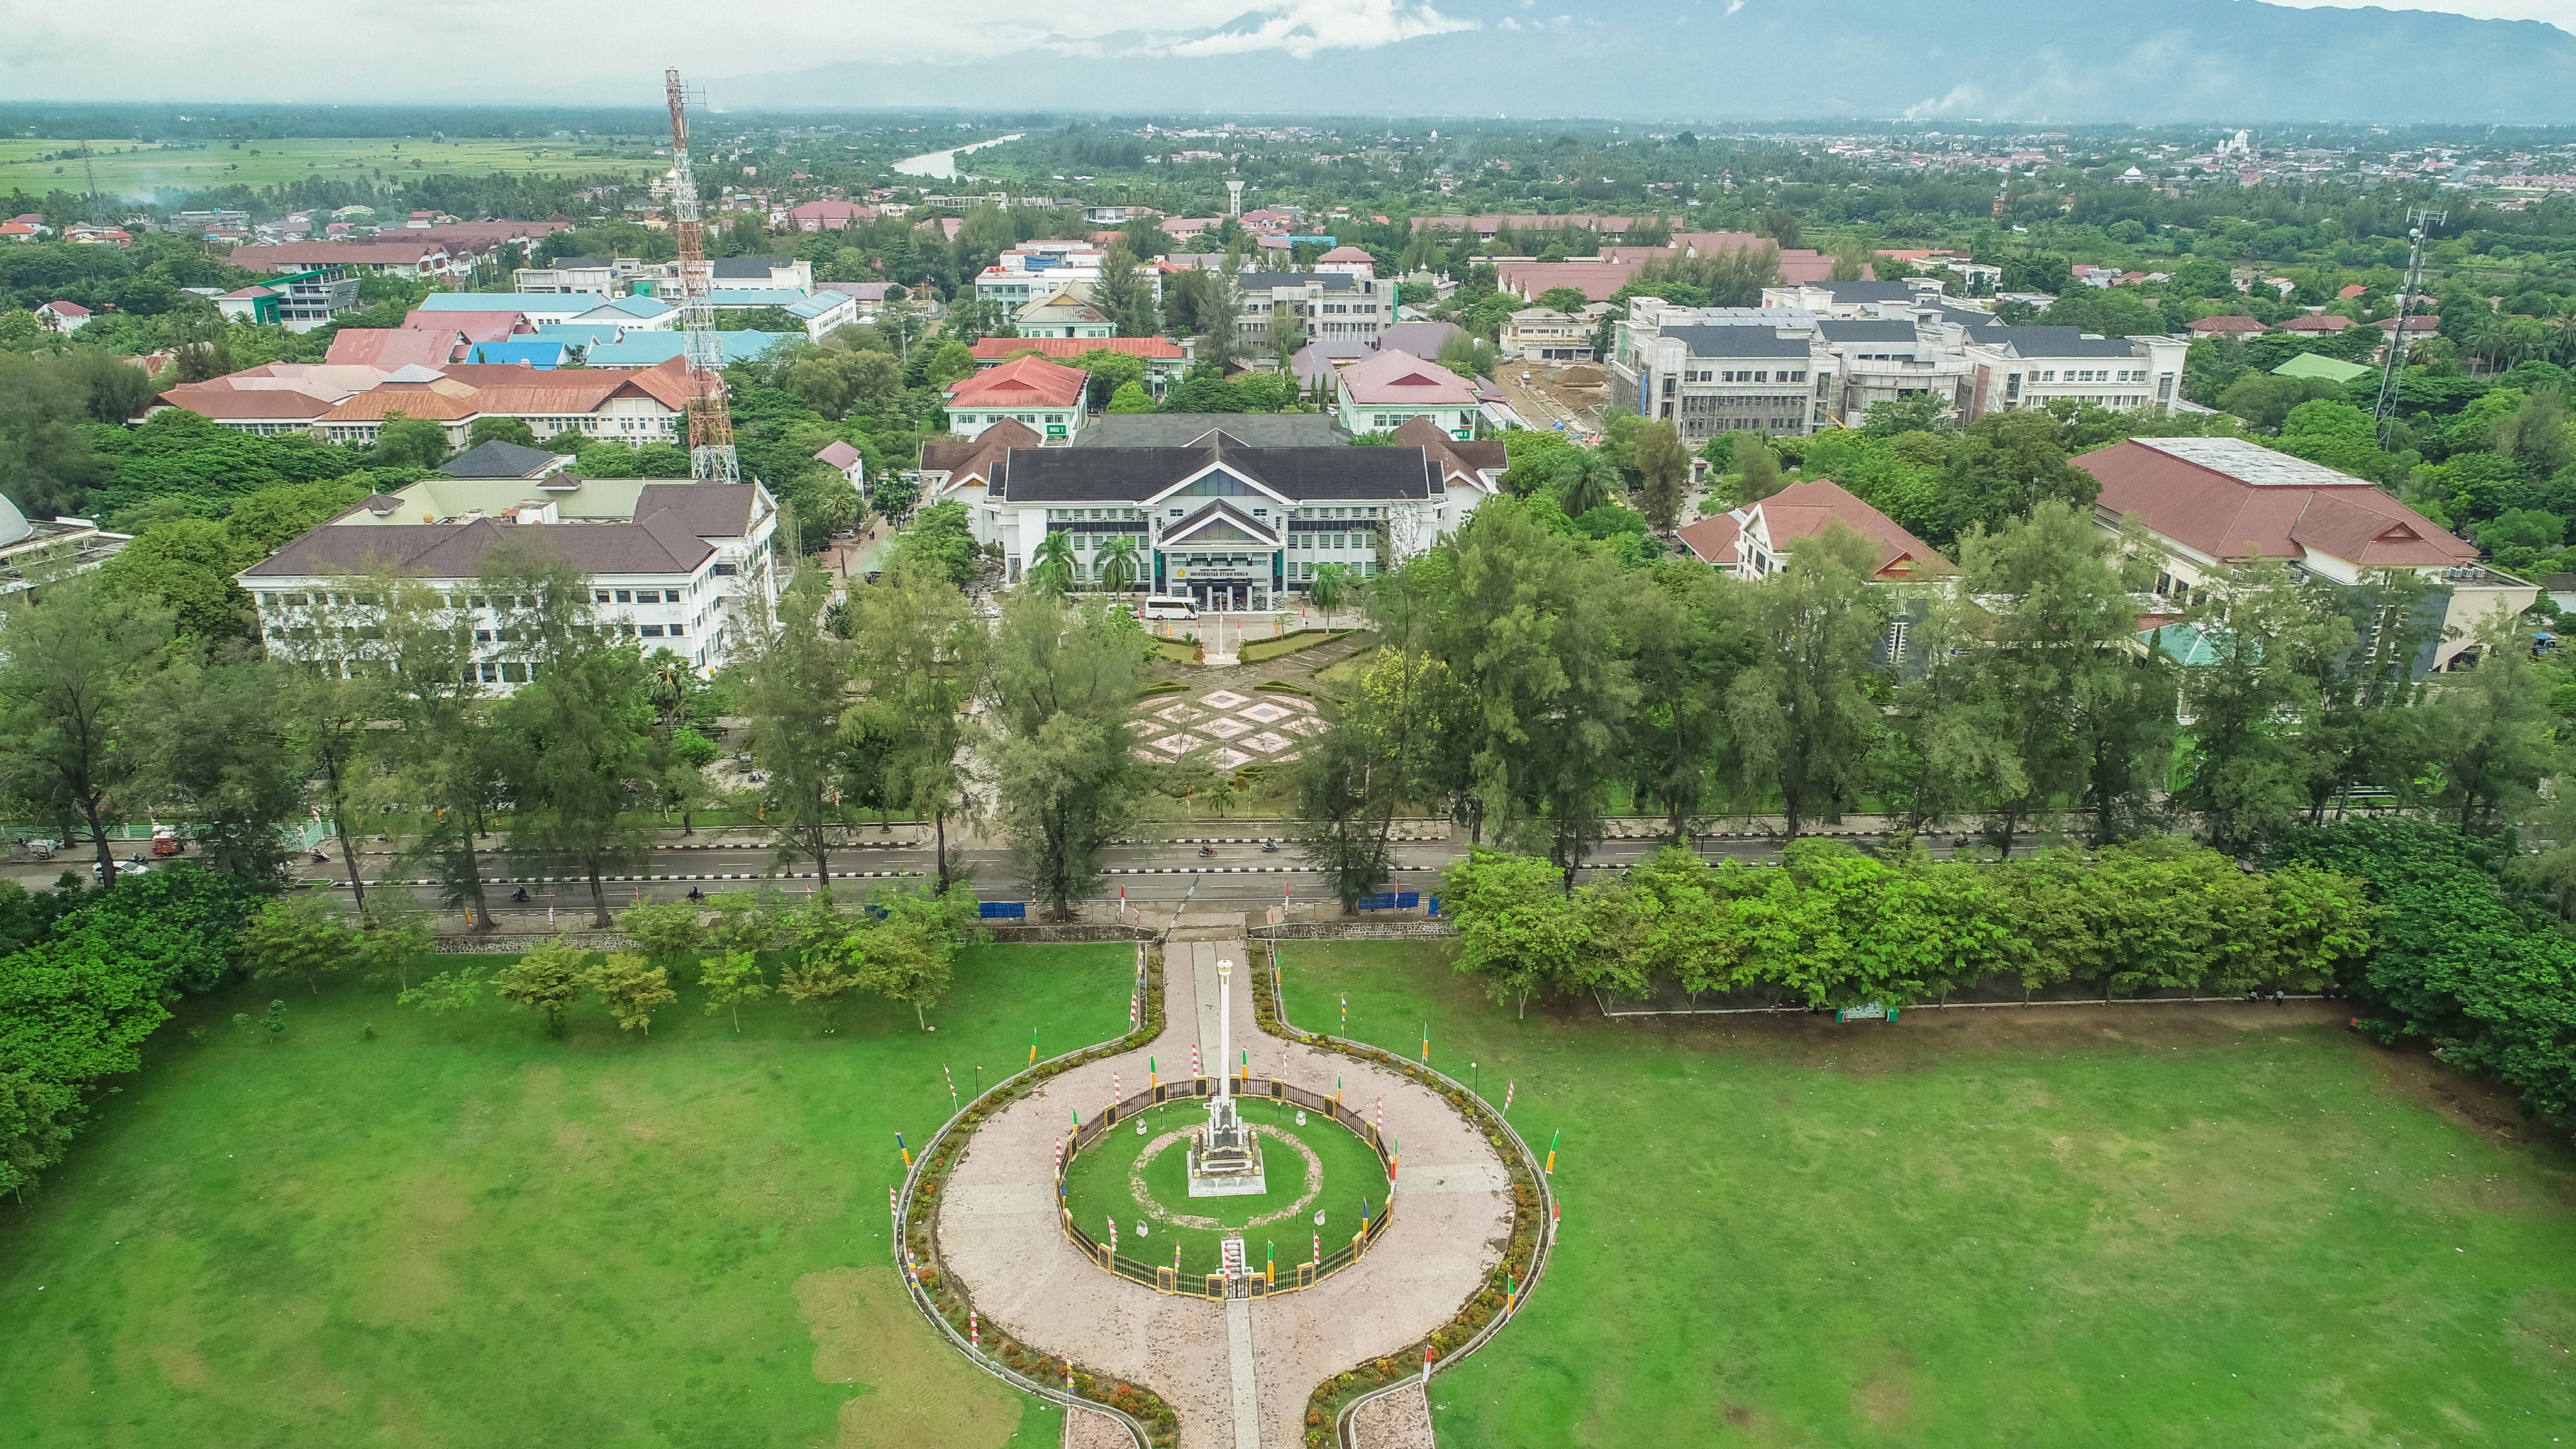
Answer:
[
  {"left": 946, "top": 353, "right": 1087, "bottom": 409},
  {"left": 1677, "top": 512, "right": 1743, "bottom": 567},
  {"left": 920, "top": 418, "right": 1042, "bottom": 485},
  {"left": 2189, "top": 316, "right": 2268, "bottom": 335},
  {"left": 2075, "top": 437, "right": 2471, "bottom": 569},
  {"left": 1753, "top": 480, "right": 1951, "bottom": 579},
  {"left": 404, "top": 309, "right": 528, "bottom": 343},
  {"left": 1336, "top": 350, "right": 1480, "bottom": 406},
  {"left": 2279, "top": 314, "right": 2355, "bottom": 333},
  {"left": 969, "top": 336, "right": 1185, "bottom": 363},
  {"left": 325, "top": 328, "right": 462, "bottom": 369}
]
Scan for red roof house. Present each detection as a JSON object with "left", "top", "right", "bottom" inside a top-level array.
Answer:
[
  {"left": 1677, "top": 479, "right": 1949, "bottom": 581},
  {"left": 2187, "top": 315, "right": 2268, "bottom": 338}
]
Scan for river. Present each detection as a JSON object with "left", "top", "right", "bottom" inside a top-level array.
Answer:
[{"left": 891, "top": 133, "right": 1025, "bottom": 181}]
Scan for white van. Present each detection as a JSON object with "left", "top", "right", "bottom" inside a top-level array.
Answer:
[{"left": 1141, "top": 595, "right": 1199, "bottom": 621}]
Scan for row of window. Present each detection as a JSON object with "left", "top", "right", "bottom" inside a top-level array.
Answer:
[
  {"left": 1678, "top": 394, "right": 1807, "bottom": 413},
  {"left": 2034, "top": 368, "right": 2150, "bottom": 384},
  {"left": 1288, "top": 560, "right": 1377, "bottom": 579},
  {"left": 1681, "top": 369, "right": 1809, "bottom": 384},
  {"left": 1048, "top": 504, "right": 1389, "bottom": 523}
]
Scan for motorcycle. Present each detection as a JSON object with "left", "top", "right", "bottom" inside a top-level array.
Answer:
[
  {"left": 1260, "top": 840, "right": 1279, "bottom": 854},
  {"left": 1197, "top": 845, "right": 1218, "bottom": 858},
  {"left": 312, "top": 848, "right": 331, "bottom": 864},
  {"left": 686, "top": 886, "right": 706, "bottom": 902},
  {"left": 509, "top": 886, "right": 531, "bottom": 904}
]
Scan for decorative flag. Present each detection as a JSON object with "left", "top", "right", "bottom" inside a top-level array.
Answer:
[
  {"left": 1313, "top": 1229, "right": 1321, "bottom": 1265},
  {"left": 1112, "top": 1071, "right": 1121, "bottom": 1108},
  {"left": 1053, "top": 1136, "right": 1063, "bottom": 1177},
  {"left": 1107, "top": 1216, "right": 1117, "bottom": 1253},
  {"left": 1149, "top": 1055, "right": 1158, "bottom": 1091},
  {"left": 1505, "top": 1269, "right": 1518, "bottom": 1314},
  {"left": 1192, "top": 1044, "right": 1201, "bottom": 1077},
  {"left": 943, "top": 1063, "right": 957, "bottom": 1108},
  {"left": 1422, "top": 1344, "right": 1435, "bottom": 1384},
  {"left": 1374, "top": 1097, "right": 1384, "bottom": 1139},
  {"left": 1421, "top": 1022, "right": 1429, "bottom": 1063},
  {"left": 1550, "top": 1198, "right": 1560, "bottom": 1245},
  {"left": 896, "top": 1131, "right": 911, "bottom": 1169},
  {"left": 1545, "top": 1128, "right": 1560, "bottom": 1175},
  {"left": 1029, "top": 1028, "right": 1038, "bottom": 1067},
  {"left": 970, "top": 1309, "right": 980, "bottom": 1349},
  {"left": 888, "top": 1185, "right": 899, "bottom": 1222},
  {"left": 1174, "top": 1241, "right": 1182, "bottom": 1274},
  {"left": 1389, "top": 1135, "right": 1399, "bottom": 1182},
  {"left": 1340, "top": 993, "right": 1347, "bottom": 1034},
  {"left": 1266, "top": 1241, "right": 1275, "bottom": 1286},
  {"left": 1502, "top": 1080, "right": 1515, "bottom": 1114}
]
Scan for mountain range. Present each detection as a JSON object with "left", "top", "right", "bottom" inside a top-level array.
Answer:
[{"left": 721, "top": 0, "right": 2576, "bottom": 124}]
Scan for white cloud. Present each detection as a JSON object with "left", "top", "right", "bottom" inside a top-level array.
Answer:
[
  {"left": 1151, "top": 0, "right": 1477, "bottom": 58},
  {"left": 1725, "top": 0, "right": 1745, "bottom": 13}
]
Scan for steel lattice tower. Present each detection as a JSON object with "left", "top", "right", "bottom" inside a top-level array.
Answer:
[{"left": 663, "top": 68, "right": 740, "bottom": 486}]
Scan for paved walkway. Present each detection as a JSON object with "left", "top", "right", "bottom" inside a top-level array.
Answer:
[{"left": 935, "top": 936, "right": 1513, "bottom": 1449}]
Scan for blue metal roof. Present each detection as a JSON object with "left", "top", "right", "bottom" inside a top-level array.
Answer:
[
  {"left": 465, "top": 340, "right": 569, "bottom": 368},
  {"left": 707, "top": 288, "right": 809, "bottom": 309},
  {"left": 416, "top": 292, "right": 604, "bottom": 313},
  {"left": 530, "top": 323, "right": 628, "bottom": 347}
]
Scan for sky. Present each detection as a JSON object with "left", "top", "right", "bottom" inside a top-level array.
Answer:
[{"left": 0, "top": 0, "right": 2568, "bottom": 105}]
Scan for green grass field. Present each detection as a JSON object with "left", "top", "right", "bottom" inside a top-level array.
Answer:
[
  {"left": 0, "top": 943, "right": 1131, "bottom": 1449},
  {"left": 1059, "top": 1096, "right": 1387, "bottom": 1279},
  {"left": 1277, "top": 941, "right": 2576, "bottom": 1448},
  {"left": 0, "top": 137, "right": 663, "bottom": 198}
]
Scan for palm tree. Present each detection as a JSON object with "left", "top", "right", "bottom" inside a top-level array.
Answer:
[
  {"left": 1029, "top": 530, "right": 1076, "bottom": 592},
  {"left": 1307, "top": 562, "right": 1353, "bottom": 628},
  {"left": 1095, "top": 535, "right": 1141, "bottom": 596},
  {"left": 1557, "top": 450, "right": 1619, "bottom": 518}
]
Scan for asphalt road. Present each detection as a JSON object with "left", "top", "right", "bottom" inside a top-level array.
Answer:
[{"left": 203, "top": 825, "right": 1966, "bottom": 910}]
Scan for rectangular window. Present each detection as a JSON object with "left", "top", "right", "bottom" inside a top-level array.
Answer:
[
  {"left": 474, "top": 630, "right": 492, "bottom": 643},
  {"left": 614, "top": 589, "right": 633, "bottom": 602},
  {"left": 640, "top": 625, "right": 665, "bottom": 638},
  {"left": 594, "top": 590, "right": 612, "bottom": 602},
  {"left": 478, "top": 662, "right": 501, "bottom": 683},
  {"left": 501, "top": 662, "right": 529, "bottom": 683}
]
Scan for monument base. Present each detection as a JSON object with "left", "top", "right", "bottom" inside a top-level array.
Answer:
[{"left": 1186, "top": 1138, "right": 1268, "bottom": 1198}]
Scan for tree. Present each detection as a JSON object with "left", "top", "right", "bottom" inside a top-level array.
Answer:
[
  {"left": 0, "top": 1070, "right": 79, "bottom": 1205},
  {"left": 1094, "top": 535, "right": 1143, "bottom": 595},
  {"left": 136, "top": 656, "right": 303, "bottom": 882},
  {"left": 778, "top": 957, "right": 858, "bottom": 1033},
  {"left": 2174, "top": 560, "right": 2350, "bottom": 854},
  {"left": 1951, "top": 501, "right": 2149, "bottom": 852},
  {"left": 488, "top": 552, "right": 656, "bottom": 927},
  {"left": 0, "top": 574, "right": 172, "bottom": 887},
  {"left": 1534, "top": 286, "right": 1592, "bottom": 315},
  {"left": 379, "top": 578, "right": 502, "bottom": 931},
  {"left": 469, "top": 416, "right": 538, "bottom": 448},
  {"left": 374, "top": 412, "right": 451, "bottom": 471},
  {"left": 850, "top": 556, "right": 986, "bottom": 891},
  {"left": 1935, "top": 411, "right": 2093, "bottom": 549},
  {"left": 0, "top": 352, "right": 111, "bottom": 518},
  {"left": 493, "top": 940, "right": 587, "bottom": 1037},
  {"left": 1093, "top": 243, "right": 1157, "bottom": 338},
  {"left": 853, "top": 886, "right": 974, "bottom": 1028},
  {"left": 1731, "top": 433, "right": 1781, "bottom": 502},
  {"left": 98, "top": 518, "right": 255, "bottom": 644},
  {"left": 617, "top": 897, "right": 706, "bottom": 972},
  {"left": 1726, "top": 523, "right": 1888, "bottom": 839},
  {"left": 987, "top": 592, "right": 1150, "bottom": 918},
  {"left": 587, "top": 951, "right": 677, "bottom": 1036},
  {"left": 1108, "top": 381, "right": 1154, "bottom": 413},
  {"left": 1555, "top": 449, "right": 1620, "bottom": 517},
  {"left": 739, "top": 570, "right": 853, "bottom": 886},
  {"left": 234, "top": 896, "right": 356, "bottom": 996},
  {"left": 1306, "top": 562, "right": 1354, "bottom": 627},
  {"left": 2424, "top": 613, "right": 2554, "bottom": 833},
  {"left": 699, "top": 950, "right": 769, "bottom": 1033},
  {"left": 396, "top": 965, "right": 484, "bottom": 1018},
  {"left": 266, "top": 588, "right": 389, "bottom": 911},
  {"left": 1621, "top": 560, "right": 1755, "bottom": 839},
  {"left": 1633, "top": 419, "right": 1689, "bottom": 532},
  {"left": 1441, "top": 850, "right": 1589, "bottom": 1016},
  {"left": 1296, "top": 645, "right": 1468, "bottom": 911},
  {"left": 1028, "top": 529, "right": 1077, "bottom": 592},
  {"left": 354, "top": 904, "right": 434, "bottom": 993}
]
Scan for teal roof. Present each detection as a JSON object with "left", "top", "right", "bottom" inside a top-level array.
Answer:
[
  {"left": 2272, "top": 351, "right": 2373, "bottom": 385},
  {"left": 584, "top": 330, "right": 796, "bottom": 367},
  {"left": 588, "top": 294, "right": 674, "bottom": 319},
  {"left": 708, "top": 288, "right": 810, "bottom": 309},
  {"left": 467, "top": 340, "right": 569, "bottom": 368},
  {"left": 530, "top": 323, "right": 627, "bottom": 346},
  {"left": 416, "top": 292, "right": 605, "bottom": 313}
]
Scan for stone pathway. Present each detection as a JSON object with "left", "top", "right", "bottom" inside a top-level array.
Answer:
[
  {"left": 1348, "top": 1383, "right": 1437, "bottom": 1449},
  {"left": 935, "top": 934, "right": 1513, "bottom": 1449}
]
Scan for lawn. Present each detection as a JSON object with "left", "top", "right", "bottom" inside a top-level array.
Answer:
[
  {"left": 0, "top": 942, "right": 1133, "bottom": 1449},
  {"left": 1058, "top": 1094, "right": 1388, "bottom": 1279},
  {"left": 0, "top": 137, "right": 662, "bottom": 198},
  {"left": 1277, "top": 940, "right": 2576, "bottom": 1448}
]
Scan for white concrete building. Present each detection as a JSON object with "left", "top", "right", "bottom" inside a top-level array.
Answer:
[{"left": 239, "top": 472, "right": 779, "bottom": 684}]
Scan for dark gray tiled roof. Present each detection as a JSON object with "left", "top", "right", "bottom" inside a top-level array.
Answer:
[
  {"left": 1075, "top": 414, "right": 1350, "bottom": 448},
  {"left": 711, "top": 257, "right": 794, "bottom": 278},
  {"left": 994, "top": 438, "right": 1437, "bottom": 504},
  {"left": 634, "top": 482, "right": 761, "bottom": 538},
  {"left": 243, "top": 516, "right": 714, "bottom": 580},
  {"left": 1816, "top": 320, "right": 1921, "bottom": 343},
  {"left": 1664, "top": 327, "right": 1815, "bottom": 359},
  {"left": 1238, "top": 271, "right": 1356, "bottom": 293},
  {"left": 441, "top": 439, "right": 562, "bottom": 479},
  {"left": 1978, "top": 326, "right": 2145, "bottom": 358}
]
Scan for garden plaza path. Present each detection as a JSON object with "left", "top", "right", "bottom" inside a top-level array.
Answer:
[{"left": 936, "top": 935, "right": 1513, "bottom": 1449}]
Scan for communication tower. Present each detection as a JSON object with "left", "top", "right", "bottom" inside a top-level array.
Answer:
[{"left": 663, "top": 68, "right": 740, "bottom": 486}]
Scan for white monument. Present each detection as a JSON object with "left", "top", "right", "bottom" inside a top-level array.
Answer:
[{"left": 1187, "top": 958, "right": 1266, "bottom": 1197}]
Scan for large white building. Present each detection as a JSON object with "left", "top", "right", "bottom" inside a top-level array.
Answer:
[
  {"left": 1958, "top": 326, "right": 2187, "bottom": 419},
  {"left": 238, "top": 445, "right": 779, "bottom": 684},
  {"left": 1234, "top": 269, "right": 1395, "bottom": 348},
  {"left": 967, "top": 419, "right": 1502, "bottom": 610}
]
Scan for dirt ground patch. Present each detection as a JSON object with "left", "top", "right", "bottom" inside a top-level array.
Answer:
[{"left": 794, "top": 1265, "right": 1022, "bottom": 1449}]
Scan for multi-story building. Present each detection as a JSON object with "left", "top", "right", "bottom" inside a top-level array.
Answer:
[
  {"left": 1610, "top": 308, "right": 1821, "bottom": 439},
  {"left": 0, "top": 493, "right": 128, "bottom": 607},
  {"left": 1500, "top": 305, "right": 1602, "bottom": 362},
  {"left": 1235, "top": 270, "right": 1394, "bottom": 348},
  {"left": 943, "top": 354, "right": 1089, "bottom": 444},
  {"left": 970, "top": 418, "right": 1501, "bottom": 609},
  {"left": 238, "top": 460, "right": 779, "bottom": 686},
  {"left": 1808, "top": 319, "right": 1975, "bottom": 428},
  {"left": 1333, "top": 351, "right": 1483, "bottom": 439},
  {"left": 1958, "top": 327, "right": 2186, "bottom": 419},
  {"left": 148, "top": 357, "right": 694, "bottom": 448},
  {"left": 230, "top": 240, "right": 454, "bottom": 279},
  {"left": 2077, "top": 436, "right": 2533, "bottom": 675},
  {"left": 967, "top": 336, "right": 1188, "bottom": 396},
  {"left": 975, "top": 242, "right": 1124, "bottom": 309},
  {"left": 1012, "top": 285, "right": 1116, "bottom": 339},
  {"left": 213, "top": 267, "right": 363, "bottom": 331}
]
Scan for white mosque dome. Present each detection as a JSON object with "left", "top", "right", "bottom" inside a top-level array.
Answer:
[{"left": 0, "top": 491, "right": 31, "bottom": 549}]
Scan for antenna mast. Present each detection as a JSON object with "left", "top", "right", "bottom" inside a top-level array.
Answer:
[
  {"left": 2371, "top": 205, "right": 2444, "bottom": 452},
  {"left": 663, "top": 67, "right": 740, "bottom": 486}
]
